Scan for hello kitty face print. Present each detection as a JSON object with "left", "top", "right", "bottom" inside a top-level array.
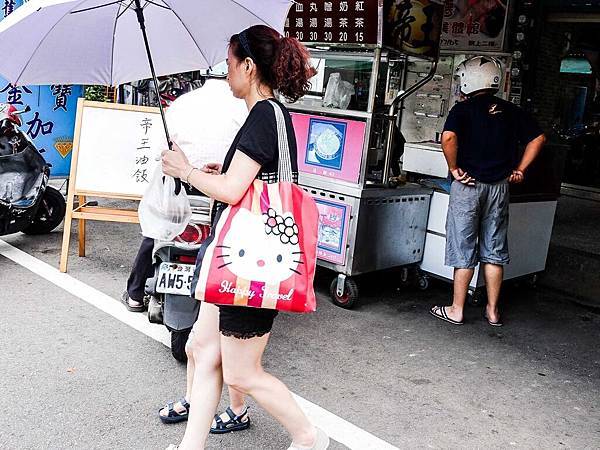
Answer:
[{"left": 218, "top": 208, "right": 303, "bottom": 285}]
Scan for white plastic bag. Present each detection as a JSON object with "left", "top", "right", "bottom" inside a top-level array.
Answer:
[
  {"left": 322, "top": 73, "right": 354, "bottom": 109},
  {"left": 138, "top": 165, "right": 191, "bottom": 241}
]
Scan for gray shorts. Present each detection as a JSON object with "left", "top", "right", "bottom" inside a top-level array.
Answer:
[{"left": 445, "top": 179, "right": 510, "bottom": 269}]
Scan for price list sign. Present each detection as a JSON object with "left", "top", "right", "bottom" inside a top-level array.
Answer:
[{"left": 284, "top": 0, "right": 380, "bottom": 46}]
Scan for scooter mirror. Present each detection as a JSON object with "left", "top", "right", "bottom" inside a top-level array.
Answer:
[{"left": 13, "top": 105, "right": 31, "bottom": 115}]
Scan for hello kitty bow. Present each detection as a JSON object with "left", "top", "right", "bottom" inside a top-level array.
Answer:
[{"left": 263, "top": 208, "right": 299, "bottom": 245}]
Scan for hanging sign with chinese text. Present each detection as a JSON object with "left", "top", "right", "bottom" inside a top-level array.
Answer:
[
  {"left": 383, "top": 0, "right": 444, "bottom": 59},
  {"left": 440, "top": 0, "right": 509, "bottom": 51},
  {"left": 284, "top": 1, "right": 444, "bottom": 60},
  {"left": 284, "top": 0, "right": 381, "bottom": 46},
  {"left": 0, "top": 0, "right": 83, "bottom": 177}
]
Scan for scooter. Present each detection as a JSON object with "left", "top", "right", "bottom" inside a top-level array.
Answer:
[
  {"left": 556, "top": 121, "right": 600, "bottom": 187},
  {"left": 0, "top": 103, "right": 66, "bottom": 236},
  {"left": 144, "top": 194, "right": 211, "bottom": 362}
]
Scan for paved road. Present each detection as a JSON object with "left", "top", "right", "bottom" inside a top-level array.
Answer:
[{"left": 0, "top": 217, "right": 599, "bottom": 449}]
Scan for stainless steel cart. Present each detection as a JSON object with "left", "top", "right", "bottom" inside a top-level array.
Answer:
[{"left": 283, "top": 0, "right": 446, "bottom": 307}]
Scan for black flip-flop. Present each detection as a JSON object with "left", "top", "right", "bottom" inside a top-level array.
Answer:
[
  {"left": 121, "top": 291, "right": 145, "bottom": 313},
  {"left": 484, "top": 314, "right": 503, "bottom": 327},
  {"left": 159, "top": 398, "right": 190, "bottom": 424},
  {"left": 430, "top": 305, "right": 464, "bottom": 325},
  {"left": 210, "top": 406, "right": 250, "bottom": 434}
]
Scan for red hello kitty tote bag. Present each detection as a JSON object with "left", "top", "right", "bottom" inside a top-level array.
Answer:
[{"left": 190, "top": 101, "right": 318, "bottom": 313}]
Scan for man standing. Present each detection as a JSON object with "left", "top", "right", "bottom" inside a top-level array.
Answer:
[{"left": 430, "top": 56, "right": 546, "bottom": 326}]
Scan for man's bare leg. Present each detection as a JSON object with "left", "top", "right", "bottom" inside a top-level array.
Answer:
[
  {"left": 483, "top": 263, "right": 503, "bottom": 323},
  {"left": 444, "top": 268, "right": 474, "bottom": 322}
]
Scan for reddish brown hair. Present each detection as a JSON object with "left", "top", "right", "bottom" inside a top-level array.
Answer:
[{"left": 230, "top": 25, "right": 316, "bottom": 102}]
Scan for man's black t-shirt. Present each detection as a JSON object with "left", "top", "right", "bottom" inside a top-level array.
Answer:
[
  {"left": 221, "top": 98, "right": 299, "bottom": 183},
  {"left": 443, "top": 94, "right": 543, "bottom": 183}
]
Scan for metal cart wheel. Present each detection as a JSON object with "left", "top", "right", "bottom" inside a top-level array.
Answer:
[
  {"left": 400, "top": 267, "right": 411, "bottom": 284},
  {"left": 467, "top": 288, "right": 486, "bottom": 306},
  {"left": 329, "top": 276, "right": 359, "bottom": 309},
  {"left": 529, "top": 274, "right": 539, "bottom": 288},
  {"left": 396, "top": 267, "right": 416, "bottom": 291},
  {"left": 417, "top": 273, "right": 429, "bottom": 291}
]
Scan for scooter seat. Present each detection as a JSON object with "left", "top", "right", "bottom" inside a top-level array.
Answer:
[
  {"left": 10, "top": 196, "right": 38, "bottom": 208},
  {"left": 0, "top": 146, "right": 46, "bottom": 206}
]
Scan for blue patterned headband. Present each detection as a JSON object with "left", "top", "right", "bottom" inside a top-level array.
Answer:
[{"left": 238, "top": 29, "right": 256, "bottom": 61}]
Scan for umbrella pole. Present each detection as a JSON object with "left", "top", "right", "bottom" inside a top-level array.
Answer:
[{"left": 133, "top": 0, "right": 182, "bottom": 193}]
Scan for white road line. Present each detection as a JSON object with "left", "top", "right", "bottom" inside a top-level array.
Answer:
[
  {"left": 0, "top": 239, "right": 399, "bottom": 450},
  {"left": 0, "top": 239, "right": 171, "bottom": 347}
]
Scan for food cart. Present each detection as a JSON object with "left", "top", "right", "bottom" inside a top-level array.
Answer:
[
  {"left": 283, "top": 0, "right": 446, "bottom": 308},
  {"left": 399, "top": 0, "right": 561, "bottom": 303}
]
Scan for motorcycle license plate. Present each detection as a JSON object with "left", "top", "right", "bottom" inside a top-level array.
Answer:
[{"left": 156, "top": 263, "right": 195, "bottom": 296}]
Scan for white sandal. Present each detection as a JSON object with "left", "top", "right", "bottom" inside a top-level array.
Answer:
[{"left": 165, "top": 445, "right": 178, "bottom": 450}]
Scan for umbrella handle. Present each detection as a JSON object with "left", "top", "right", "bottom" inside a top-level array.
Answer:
[
  {"left": 168, "top": 140, "right": 182, "bottom": 195},
  {"left": 133, "top": 0, "right": 181, "bottom": 196}
]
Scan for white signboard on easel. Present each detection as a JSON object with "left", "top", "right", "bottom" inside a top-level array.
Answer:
[
  {"left": 60, "top": 99, "right": 167, "bottom": 272},
  {"left": 74, "top": 102, "right": 164, "bottom": 197}
]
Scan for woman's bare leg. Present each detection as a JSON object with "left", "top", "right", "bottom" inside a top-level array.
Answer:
[
  {"left": 178, "top": 303, "right": 223, "bottom": 450},
  {"left": 159, "top": 331, "right": 197, "bottom": 419},
  {"left": 226, "top": 386, "right": 247, "bottom": 416},
  {"left": 221, "top": 333, "right": 316, "bottom": 447},
  {"left": 184, "top": 343, "right": 195, "bottom": 401}
]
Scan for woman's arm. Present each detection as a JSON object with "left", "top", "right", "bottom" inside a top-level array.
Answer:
[{"left": 161, "top": 143, "right": 260, "bottom": 205}]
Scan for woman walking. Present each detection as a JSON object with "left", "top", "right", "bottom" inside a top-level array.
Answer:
[{"left": 161, "top": 25, "right": 328, "bottom": 450}]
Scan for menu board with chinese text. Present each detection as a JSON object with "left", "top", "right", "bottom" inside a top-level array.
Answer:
[
  {"left": 284, "top": 0, "right": 381, "bottom": 46},
  {"left": 285, "top": 1, "right": 444, "bottom": 60}
]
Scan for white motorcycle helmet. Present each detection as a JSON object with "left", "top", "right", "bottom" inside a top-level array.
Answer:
[{"left": 455, "top": 56, "right": 502, "bottom": 96}]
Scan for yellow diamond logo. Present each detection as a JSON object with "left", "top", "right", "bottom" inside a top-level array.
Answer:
[{"left": 54, "top": 140, "right": 73, "bottom": 158}]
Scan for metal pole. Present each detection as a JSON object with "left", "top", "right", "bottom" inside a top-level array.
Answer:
[
  {"left": 367, "top": 47, "right": 381, "bottom": 114},
  {"left": 382, "top": 57, "right": 439, "bottom": 185},
  {"left": 133, "top": 0, "right": 182, "bottom": 194}
]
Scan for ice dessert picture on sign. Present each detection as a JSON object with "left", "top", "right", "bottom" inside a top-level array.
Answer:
[{"left": 305, "top": 118, "right": 347, "bottom": 170}]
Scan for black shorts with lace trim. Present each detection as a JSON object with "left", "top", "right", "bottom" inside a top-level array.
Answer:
[{"left": 218, "top": 305, "right": 278, "bottom": 339}]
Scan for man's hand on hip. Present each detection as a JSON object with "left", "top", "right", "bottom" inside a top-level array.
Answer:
[
  {"left": 509, "top": 169, "right": 524, "bottom": 184},
  {"left": 450, "top": 167, "right": 476, "bottom": 186}
]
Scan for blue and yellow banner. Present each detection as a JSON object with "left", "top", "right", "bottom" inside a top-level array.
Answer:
[{"left": 0, "top": 0, "right": 83, "bottom": 177}]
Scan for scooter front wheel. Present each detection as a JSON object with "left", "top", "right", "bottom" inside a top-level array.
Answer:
[{"left": 23, "top": 186, "right": 66, "bottom": 235}]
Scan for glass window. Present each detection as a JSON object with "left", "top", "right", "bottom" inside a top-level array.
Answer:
[
  {"left": 293, "top": 55, "right": 375, "bottom": 112},
  {"left": 560, "top": 57, "right": 593, "bottom": 75}
]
